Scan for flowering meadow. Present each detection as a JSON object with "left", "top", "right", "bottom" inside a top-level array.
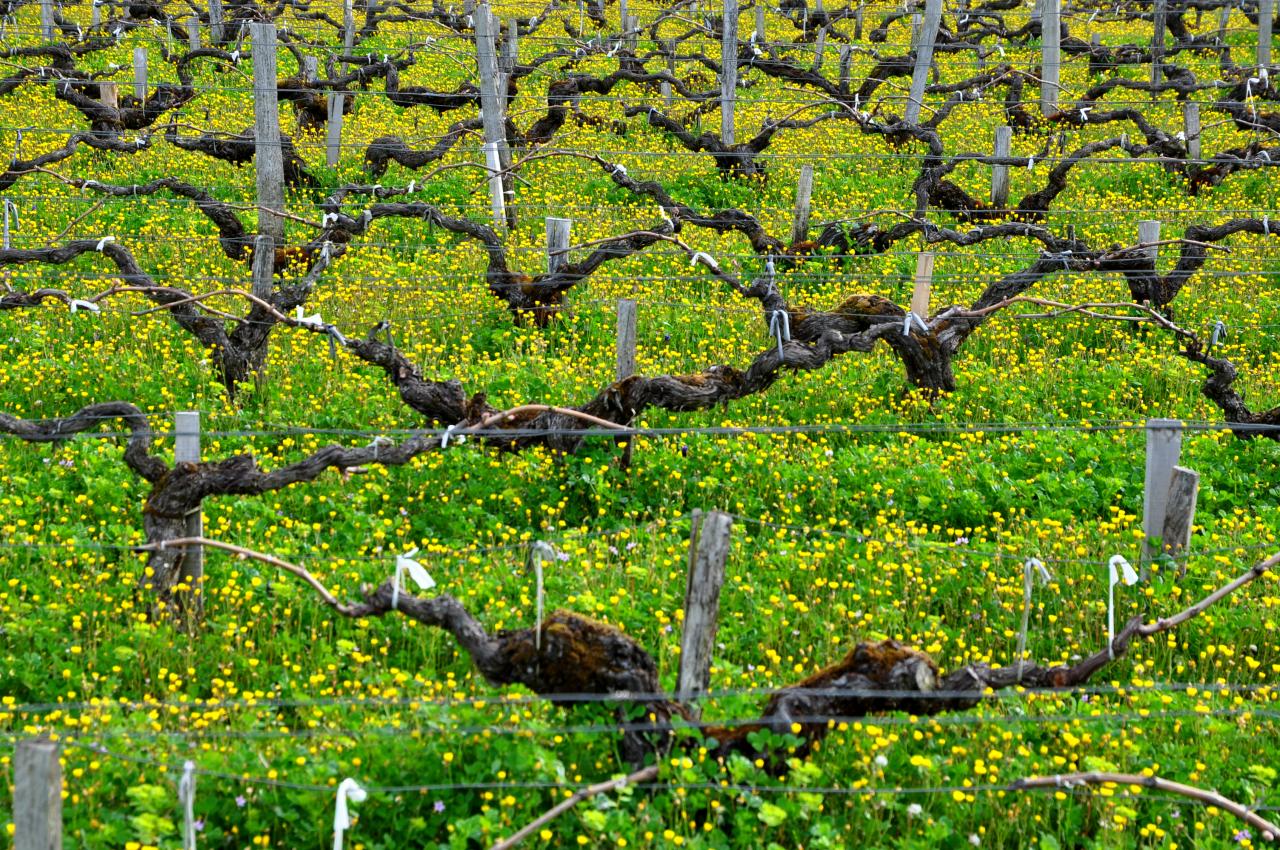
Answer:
[{"left": 1, "top": 0, "right": 1280, "bottom": 847}]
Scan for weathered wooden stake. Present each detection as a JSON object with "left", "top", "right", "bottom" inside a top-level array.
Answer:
[
  {"left": 209, "top": 0, "right": 224, "bottom": 43},
  {"left": 854, "top": 4, "right": 864, "bottom": 40},
  {"left": 662, "top": 43, "right": 675, "bottom": 107},
  {"left": 839, "top": 44, "right": 852, "bottom": 91},
  {"left": 1141, "top": 417, "right": 1182, "bottom": 567},
  {"left": 1218, "top": 4, "right": 1231, "bottom": 46},
  {"left": 1184, "top": 101, "right": 1201, "bottom": 162},
  {"left": 991, "top": 125, "right": 1012, "bottom": 208},
  {"left": 251, "top": 234, "right": 274, "bottom": 301},
  {"left": 40, "top": 0, "right": 54, "bottom": 40},
  {"left": 475, "top": 2, "right": 511, "bottom": 230},
  {"left": 173, "top": 412, "right": 204, "bottom": 609},
  {"left": 1041, "top": 0, "right": 1061, "bottom": 114},
  {"left": 1139, "top": 219, "right": 1161, "bottom": 264},
  {"left": 343, "top": 0, "right": 355, "bottom": 51},
  {"left": 721, "top": 0, "right": 738, "bottom": 144},
  {"left": 755, "top": 3, "right": 765, "bottom": 39},
  {"left": 1260, "top": 0, "right": 1274, "bottom": 67},
  {"left": 1151, "top": 0, "right": 1166, "bottom": 85},
  {"left": 251, "top": 23, "right": 284, "bottom": 245},
  {"left": 14, "top": 739, "right": 61, "bottom": 850},
  {"left": 1161, "top": 465, "right": 1199, "bottom": 567},
  {"left": 92, "top": 0, "right": 101, "bottom": 28},
  {"left": 545, "top": 216, "right": 572, "bottom": 273},
  {"left": 813, "top": 27, "right": 826, "bottom": 71},
  {"left": 624, "top": 14, "right": 638, "bottom": 53},
  {"left": 904, "top": 0, "right": 942, "bottom": 123},
  {"left": 326, "top": 91, "right": 345, "bottom": 168},
  {"left": 678, "top": 510, "right": 733, "bottom": 715},
  {"left": 98, "top": 80, "right": 118, "bottom": 110},
  {"left": 791, "top": 163, "right": 814, "bottom": 245},
  {"left": 132, "top": 47, "right": 147, "bottom": 102},
  {"left": 911, "top": 251, "right": 934, "bottom": 317},
  {"left": 186, "top": 15, "right": 201, "bottom": 50},
  {"left": 616, "top": 298, "right": 637, "bottom": 381}
]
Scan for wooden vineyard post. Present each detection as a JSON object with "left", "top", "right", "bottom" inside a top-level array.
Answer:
[
  {"left": 791, "top": 163, "right": 814, "bottom": 245},
  {"left": 186, "top": 15, "right": 201, "bottom": 50},
  {"left": 905, "top": 0, "right": 942, "bottom": 124},
  {"left": 662, "top": 41, "right": 675, "bottom": 108},
  {"left": 678, "top": 510, "right": 733, "bottom": 717},
  {"left": 1141, "top": 417, "right": 1182, "bottom": 571},
  {"left": 132, "top": 48, "right": 147, "bottom": 102},
  {"left": 616, "top": 298, "right": 637, "bottom": 383},
  {"left": 616, "top": 298, "right": 638, "bottom": 468},
  {"left": 1041, "top": 0, "right": 1061, "bottom": 114},
  {"left": 911, "top": 251, "right": 935, "bottom": 319},
  {"left": 209, "top": 0, "right": 224, "bottom": 44},
  {"left": 98, "top": 81, "right": 118, "bottom": 110},
  {"left": 1139, "top": 219, "right": 1161, "bottom": 266},
  {"left": 1184, "top": 101, "right": 1201, "bottom": 163},
  {"left": 475, "top": 2, "right": 512, "bottom": 230},
  {"left": 991, "top": 125, "right": 1012, "bottom": 209},
  {"left": 251, "top": 22, "right": 285, "bottom": 246},
  {"left": 326, "top": 90, "right": 345, "bottom": 169},
  {"left": 1162, "top": 466, "right": 1200, "bottom": 573},
  {"left": 14, "top": 740, "right": 61, "bottom": 850},
  {"left": 755, "top": 3, "right": 765, "bottom": 40},
  {"left": 343, "top": 0, "right": 355, "bottom": 52},
  {"left": 1261, "top": 0, "right": 1274, "bottom": 69},
  {"left": 721, "top": 0, "right": 738, "bottom": 145},
  {"left": 624, "top": 14, "right": 638, "bottom": 54},
  {"left": 545, "top": 217, "right": 571, "bottom": 273},
  {"left": 1151, "top": 0, "right": 1167, "bottom": 85},
  {"left": 40, "top": 0, "right": 54, "bottom": 41},
  {"left": 813, "top": 27, "right": 826, "bottom": 71},
  {"left": 175, "top": 411, "right": 204, "bottom": 613}
]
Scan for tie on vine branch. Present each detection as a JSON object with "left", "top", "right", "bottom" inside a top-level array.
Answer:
[{"left": 136, "top": 534, "right": 1280, "bottom": 812}]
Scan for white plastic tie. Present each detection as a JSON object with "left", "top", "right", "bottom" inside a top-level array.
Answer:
[
  {"left": 529, "top": 541, "right": 556, "bottom": 650},
  {"left": 1079, "top": 106, "right": 1091, "bottom": 121},
  {"left": 1027, "top": 156, "right": 1035, "bottom": 170},
  {"left": 1265, "top": 215, "right": 1271, "bottom": 235},
  {"left": 440, "top": 422, "right": 466, "bottom": 448},
  {"left": 689, "top": 251, "right": 717, "bottom": 271},
  {"left": 294, "top": 306, "right": 325, "bottom": 329},
  {"left": 1107, "top": 555, "right": 1139, "bottom": 659},
  {"left": 333, "top": 778, "right": 367, "bottom": 850},
  {"left": 406, "top": 180, "right": 416, "bottom": 193},
  {"left": 178, "top": 760, "right": 197, "bottom": 850},
  {"left": 1210, "top": 319, "right": 1228, "bottom": 349},
  {"left": 367, "top": 434, "right": 392, "bottom": 460},
  {"left": 1016, "top": 557, "right": 1053, "bottom": 681},
  {"left": 69, "top": 299, "right": 101, "bottom": 314},
  {"left": 230, "top": 50, "right": 240, "bottom": 62},
  {"left": 902, "top": 311, "right": 928, "bottom": 336},
  {"left": 360, "top": 209, "right": 372, "bottom": 228},
  {"left": 768, "top": 309, "right": 790, "bottom": 361},
  {"left": 612, "top": 163, "right": 628, "bottom": 177},
  {"left": 391, "top": 547, "right": 434, "bottom": 610},
  {"left": 322, "top": 212, "right": 339, "bottom": 227},
  {"left": 95, "top": 236, "right": 115, "bottom": 251}
]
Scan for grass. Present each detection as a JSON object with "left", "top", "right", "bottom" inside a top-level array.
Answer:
[{"left": 1, "top": 1, "right": 1280, "bottom": 848}]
